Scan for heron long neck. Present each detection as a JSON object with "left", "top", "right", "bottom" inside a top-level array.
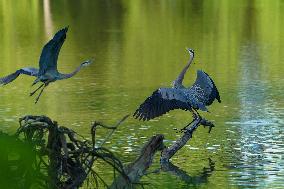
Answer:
[
  {"left": 59, "top": 64, "right": 83, "bottom": 80},
  {"left": 173, "top": 54, "right": 194, "bottom": 88}
]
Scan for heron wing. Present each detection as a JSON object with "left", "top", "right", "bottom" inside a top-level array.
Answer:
[
  {"left": 133, "top": 88, "right": 191, "bottom": 121},
  {"left": 0, "top": 67, "right": 39, "bottom": 85},
  {"left": 38, "top": 27, "right": 68, "bottom": 75},
  {"left": 186, "top": 70, "right": 221, "bottom": 111}
]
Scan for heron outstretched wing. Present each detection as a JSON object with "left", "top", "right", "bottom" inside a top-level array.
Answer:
[
  {"left": 38, "top": 27, "right": 68, "bottom": 75},
  {"left": 186, "top": 70, "right": 221, "bottom": 111},
  {"left": 0, "top": 67, "right": 39, "bottom": 85},
  {"left": 134, "top": 88, "right": 192, "bottom": 121},
  {"left": 134, "top": 70, "right": 221, "bottom": 121}
]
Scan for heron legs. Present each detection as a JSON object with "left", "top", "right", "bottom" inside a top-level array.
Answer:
[
  {"left": 34, "top": 84, "right": 48, "bottom": 104},
  {"left": 180, "top": 109, "right": 202, "bottom": 132},
  {"left": 30, "top": 83, "right": 48, "bottom": 104},
  {"left": 30, "top": 83, "right": 44, "bottom": 96}
]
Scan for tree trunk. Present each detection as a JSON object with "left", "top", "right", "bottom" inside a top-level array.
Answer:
[{"left": 110, "top": 135, "right": 164, "bottom": 189}]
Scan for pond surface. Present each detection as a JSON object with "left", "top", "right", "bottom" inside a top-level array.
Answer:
[{"left": 1, "top": 0, "right": 284, "bottom": 188}]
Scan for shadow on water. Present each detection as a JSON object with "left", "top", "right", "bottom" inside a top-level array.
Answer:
[{"left": 160, "top": 158, "right": 215, "bottom": 188}]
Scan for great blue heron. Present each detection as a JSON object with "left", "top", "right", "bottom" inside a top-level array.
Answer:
[
  {"left": 133, "top": 49, "right": 221, "bottom": 129},
  {"left": 0, "top": 27, "right": 93, "bottom": 103}
]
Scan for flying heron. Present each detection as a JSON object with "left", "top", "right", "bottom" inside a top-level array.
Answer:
[
  {"left": 133, "top": 48, "right": 221, "bottom": 129},
  {"left": 0, "top": 27, "right": 93, "bottom": 103}
]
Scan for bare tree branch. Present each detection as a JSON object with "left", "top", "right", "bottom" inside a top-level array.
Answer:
[{"left": 161, "top": 117, "right": 214, "bottom": 163}]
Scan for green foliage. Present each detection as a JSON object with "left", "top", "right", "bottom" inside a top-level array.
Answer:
[{"left": 0, "top": 132, "right": 43, "bottom": 189}]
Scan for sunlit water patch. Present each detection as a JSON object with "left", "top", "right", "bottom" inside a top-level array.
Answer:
[{"left": 224, "top": 44, "right": 284, "bottom": 188}]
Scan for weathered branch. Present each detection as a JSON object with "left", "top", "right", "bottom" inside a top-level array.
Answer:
[
  {"left": 110, "top": 134, "right": 164, "bottom": 189},
  {"left": 160, "top": 117, "right": 214, "bottom": 163},
  {"left": 93, "top": 114, "right": 130, "bottom": 148}
]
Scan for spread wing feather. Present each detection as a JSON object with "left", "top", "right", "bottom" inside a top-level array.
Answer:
[
  {"left": 133, "top": 70, "right": 221, "bottom": 121},
  {"left": 186, "top": 70, "right": 221, "bottom": 111},
  {"left": 38, "top": 27, "right": 68, "bottom": 75},
  {"left": 0, "top": 67, "right": 39, "bottom": 85},
  {"left": 134, "top": 88, "right": 192, "bottom": 121}
]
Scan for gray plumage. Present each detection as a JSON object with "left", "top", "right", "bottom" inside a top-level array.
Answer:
[
  {"left": 0, "top": 68, "right": 39, "bottom": 85},
  {"left": 134, "top": 48, "right": 221, "bottom": 121},
  {"left": 0, "top": 27, "right": 93, "bottom": 103}
]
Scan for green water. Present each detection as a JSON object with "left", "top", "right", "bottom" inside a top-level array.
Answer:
[{"left": 1, "top": 0, "right": 284, "bottom": 188}]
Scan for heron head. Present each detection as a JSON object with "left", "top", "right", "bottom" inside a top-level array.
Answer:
[
  {"left": 81, "top": 59, "right": 93, "bottom": 67},
  {"left": 186, "top": 48, "right": 194, "bottom": 58}
]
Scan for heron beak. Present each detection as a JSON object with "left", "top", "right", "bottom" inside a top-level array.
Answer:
[
  {"left": 186, "top": 48, "right": 194, "bottom": 58},
  {"left": 82, "top": 59, "right": 94, "bottom": 66},
  {"left": 186, "top": 48, "right": 194, "bottom": 53}
]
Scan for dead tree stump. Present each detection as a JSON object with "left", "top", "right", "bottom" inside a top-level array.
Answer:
[{"left": 110, "top": 135, "right": 164, "bottom": 189}]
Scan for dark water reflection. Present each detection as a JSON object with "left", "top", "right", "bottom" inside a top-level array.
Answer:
[{"left": 1, "top": 0, "right": 284, "bottom": 188}]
